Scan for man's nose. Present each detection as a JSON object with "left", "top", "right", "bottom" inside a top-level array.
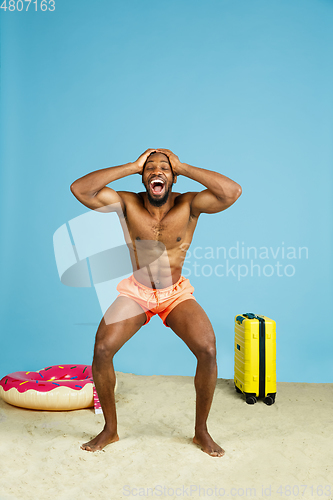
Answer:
[{"left": 152, "top": 166, "right": 163, "bottom": 175}]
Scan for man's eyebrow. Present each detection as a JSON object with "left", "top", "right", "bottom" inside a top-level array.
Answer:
[{"left": 146, "top": 160, "right": 170, "bottom": 164}]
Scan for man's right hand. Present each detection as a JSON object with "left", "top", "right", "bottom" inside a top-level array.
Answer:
[{"left": 133, "top": 149, "right": 157, "bottom": 174}]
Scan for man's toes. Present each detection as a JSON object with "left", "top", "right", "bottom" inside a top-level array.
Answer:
[
  {"left": 81, "top": 444, "right": 92, "bottom": 451},
  {"left": 210, "top": 448, "right": 224, "bottom": 457}
]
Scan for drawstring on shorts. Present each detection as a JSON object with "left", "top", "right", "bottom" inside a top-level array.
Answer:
[{"left": 131, "top": 275, "right": 185, "bottom": 311}]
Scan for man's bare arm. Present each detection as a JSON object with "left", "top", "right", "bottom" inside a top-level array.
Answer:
[
  {"left": 156, "top": 148, "right": 242, "bottom": 216},
  {"left": 70, "top": 149, "right": 157, "bottom": 211}
]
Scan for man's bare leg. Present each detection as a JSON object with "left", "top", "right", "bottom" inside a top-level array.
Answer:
[
  {"left": 81, "top": 296, "right": 147, "bottom": 452},
  {"left": 166, "top": 300, "right": 225, "bottom": 457}
]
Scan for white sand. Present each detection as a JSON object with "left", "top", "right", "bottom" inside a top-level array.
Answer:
[{"left": 0, "top": 373, "right": 332, "bottom": 500}]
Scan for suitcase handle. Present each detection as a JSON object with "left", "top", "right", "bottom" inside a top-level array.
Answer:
[
  {"left": 236, "top": 315, "right": 245, "bottom": 324},
  {"left": 243, "top": 312, "right": 256, "bottom": 319}
]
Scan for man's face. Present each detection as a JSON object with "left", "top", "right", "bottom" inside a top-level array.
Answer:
[{"left": 142, "top": 152, "right": 175, "bottom": 207}]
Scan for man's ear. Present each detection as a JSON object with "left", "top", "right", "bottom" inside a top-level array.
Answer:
[{"left": 173, "top": 174, "right": 177, "bottom": 184}]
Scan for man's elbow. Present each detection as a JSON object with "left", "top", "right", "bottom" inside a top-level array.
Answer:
[
  {"left": 215, "top": 184, "right": 242, "bottom": 208},
  {"left": 229, "top": 184, "right": 242, "bottom": 204},
  {"left": 70, "top": 181, "right": 77, "bottom": 193},
  {"left": 70, "top": 181, "right": 84, "bottom": 198},
  {"left": 70, "top": 182, "right": 84, "bottom": 201},
  {"left": 234, "top": 185, "right": 242, "bottom": 200}
]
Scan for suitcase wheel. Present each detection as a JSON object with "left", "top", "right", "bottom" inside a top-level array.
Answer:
[
  {"left": 235, "top": 383, "right": 242, "bottom": 394},
  {"left": 263, "top": 393, "right": 276, "bottom": 405},
  {"left": 245, "top": 395, "right": 257, "bottom": 405}
]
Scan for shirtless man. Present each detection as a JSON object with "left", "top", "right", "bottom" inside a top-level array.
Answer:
[{"left": 70, "top": 148, "right": 242, "bottom": 457}]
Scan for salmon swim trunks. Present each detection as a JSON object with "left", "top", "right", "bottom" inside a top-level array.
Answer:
[{"left": 116, "top": 274, "right": 196, "bottom": 328}]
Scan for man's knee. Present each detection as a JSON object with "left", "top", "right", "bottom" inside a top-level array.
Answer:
[
  {"left": 93, "top": 329, "right": 120, "bottom": 360},
  {"left": 196, "top": 343, "right": 217, "bottom": 362},
  {"left": 93, "top": 340, "right": 116, "bottom": 361}
]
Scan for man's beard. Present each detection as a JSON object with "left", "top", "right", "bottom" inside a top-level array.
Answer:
[{"left": 144, "top": 182, "right": 172, "bottom": 207}]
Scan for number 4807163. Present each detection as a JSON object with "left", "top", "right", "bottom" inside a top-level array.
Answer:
[{"left": 0, "top": 0, "right": 55, "bottom": 11}]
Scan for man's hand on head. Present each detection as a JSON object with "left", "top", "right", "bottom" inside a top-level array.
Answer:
[
  {"left": 133, "top": 149, "right": 158, "bottom": 175},
  {"left": 156, "top": 148, "right": 183, "bottom": 176}
]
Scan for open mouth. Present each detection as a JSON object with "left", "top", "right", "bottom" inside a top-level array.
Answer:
[{"left": 149, "top": 178, "right": 166, "bottom": 196}]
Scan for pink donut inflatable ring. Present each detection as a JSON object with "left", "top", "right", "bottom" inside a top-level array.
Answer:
[{"left": 0, "top": 365, "right": 97, "bottom": 411}]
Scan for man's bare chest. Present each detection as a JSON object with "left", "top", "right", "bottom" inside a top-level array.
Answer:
[{"left": 125, "top": 203, "right": 194, "bottom": 245}]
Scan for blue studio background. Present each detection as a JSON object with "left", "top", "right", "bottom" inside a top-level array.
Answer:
[{"left": 1, "top": 0, "right": 332, "bottom": 383}]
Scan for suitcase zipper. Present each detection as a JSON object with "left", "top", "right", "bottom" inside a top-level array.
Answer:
[
  {"left": 258, "top": 316, "right": 266, "bottom": 398},
  {"left": 243, "top": 313, "right": 266, "bottom": 398}
]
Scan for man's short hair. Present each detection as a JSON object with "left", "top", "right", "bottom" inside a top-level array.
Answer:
[{"left": 142, "top": 152, "right": 173, "bottom": 178}]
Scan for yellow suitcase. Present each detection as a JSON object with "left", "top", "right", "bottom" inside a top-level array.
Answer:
[{"left": 234, "top": 313, "right": 276, "bottom": 405}]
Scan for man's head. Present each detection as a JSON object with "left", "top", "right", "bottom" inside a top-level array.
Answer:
[{"left": 142, "top": 152, "right": 177, "bottom": 207}]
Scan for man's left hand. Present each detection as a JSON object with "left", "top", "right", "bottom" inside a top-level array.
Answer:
[{"left": 156, "top": 148, "right": 183, "bottom": 176}]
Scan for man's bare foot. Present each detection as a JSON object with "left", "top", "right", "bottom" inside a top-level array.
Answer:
[
  {"left": 81, "top": 428, "right": 119, "bottom": 452},
  {"left": 193, "top": 429, "right": 225, "bottom": 457}
]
